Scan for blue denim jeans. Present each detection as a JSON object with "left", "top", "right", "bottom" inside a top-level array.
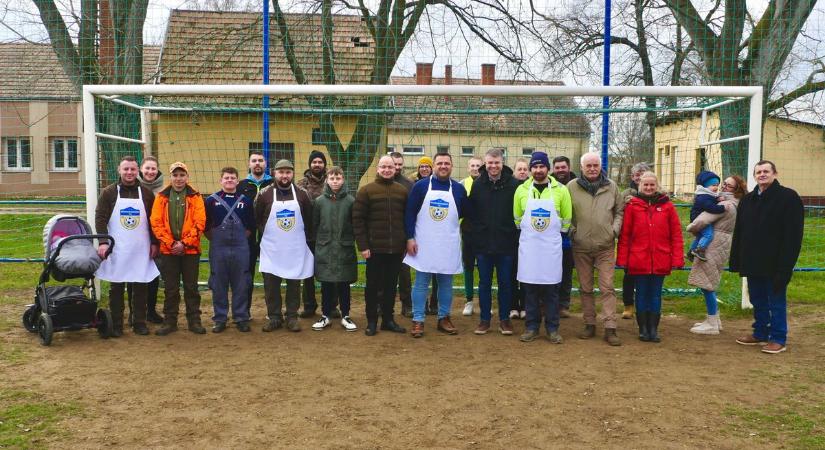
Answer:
[
  {"left": 747, "top": 276, "right": 788, "bottom": 345},
  {"left": 634, "top": 275, "right": 665, "bottom": 313},
  {"left": 690, "top": 224, "right": 715, "bottom": 250},
  {"left": 476, "top": 253, "right": 513, "bottom": 322},
  {"left": 523, "top": 283, "right": 560, "bottom": 332},
  {"left": 412, "top": 271, "right": 454, "bottom": 322}
]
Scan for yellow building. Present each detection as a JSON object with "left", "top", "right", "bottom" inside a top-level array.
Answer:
[
  {"left": 655, "top": 113, "right": 825, "bottom": 201},
  {"left": 153, "top": 10, "right": 591, "bottom": 188}
]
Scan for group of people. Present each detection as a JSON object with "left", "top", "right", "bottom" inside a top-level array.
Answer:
[{"left": 93, "top": 148, "right": 804, "bottom": 354}]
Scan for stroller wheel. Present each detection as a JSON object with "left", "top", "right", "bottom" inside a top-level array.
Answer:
[
  {"left": 22, "top": 305, "right": 39, "bottom": 333},
  {"left": 37, "top": 313, "right": 54, "bottom": 346},
  {"left": 97, "top": 309, "right": 114, "bottom": 339}
]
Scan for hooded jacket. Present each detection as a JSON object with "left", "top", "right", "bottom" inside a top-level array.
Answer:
[
  {"left": 616, "top": 193, "right": 684, "bottom": 276},
  {"left": 297, "top": 169, "right": 326, "bottom": 199},
  {"left": 312, "top": 182, "right": 357, "bottom": 282},
  {"left": 466, "top": 165, "right": 520, "bottom": 255},
  {"left": 150, "top": 184, "right": 206, "bottom": 255}
]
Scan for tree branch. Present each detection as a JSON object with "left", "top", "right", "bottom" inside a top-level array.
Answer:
[{"left": 31, "top": 0, "right": 84, "bottom": 93}]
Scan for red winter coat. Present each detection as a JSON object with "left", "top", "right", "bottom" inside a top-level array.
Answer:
[{"left": 617, "top": 193, "right": 684, "bottom": 276}]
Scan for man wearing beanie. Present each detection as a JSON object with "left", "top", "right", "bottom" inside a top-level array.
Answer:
[
  {"left": 568, "top": 152, "right": 624, "bottom": 346},
  {"left": 297, "top": 150, "right": 329, "bottom": 318},
  {"left": 688, "top": 170, "right": 726, "bottom": 262},
  {"left": 514, "top": 151, "right": 572, "bottom": 342}
]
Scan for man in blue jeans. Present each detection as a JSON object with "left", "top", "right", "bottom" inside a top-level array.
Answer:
[
  {"left": 465, "top": 148, "right": 519, "bottom": 335},
  {"left": 404, "top": 152, "right": 468, "bottom": 338},
  {"left": 730, "top": 160, "right": 804, "bottom": 354}
]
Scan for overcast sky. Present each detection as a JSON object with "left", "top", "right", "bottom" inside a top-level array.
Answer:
[{"left": 2, "top": 0, "right": 823, "bottom": 118}]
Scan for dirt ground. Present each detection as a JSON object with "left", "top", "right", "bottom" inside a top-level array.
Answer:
[{"left": 2, "top": 292, "right": 825, "bottom": 449}]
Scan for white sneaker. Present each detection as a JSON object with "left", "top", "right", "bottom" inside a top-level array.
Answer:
[
  {"left": 312, "top": 316, "right": 330, "bottom": 331},
  {"left": 509, "top": 310, "right": 519, "bottom": 319},
  {"left": 519, "top": 310, "right": 526, "bottom": 319},
  {"left": 462, "top": 301, "right": 474, "bottom": 316},
  {"left": 690, "top": 314, "right": 720, "bottom": 335},
  {"left": 341, "top": 316, "right": 357, "bottom": 332}
]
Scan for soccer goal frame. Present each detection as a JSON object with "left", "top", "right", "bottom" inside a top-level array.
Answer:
[{"left": 82, "top": 84, "right": 764, "bottom": 308}]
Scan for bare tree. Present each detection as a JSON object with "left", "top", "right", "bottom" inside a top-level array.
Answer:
[{"left": 272, "top": 0, "right": 549, "bottom": 182}]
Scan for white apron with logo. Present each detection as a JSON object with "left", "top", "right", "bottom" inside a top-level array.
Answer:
[
  {"left": 517, "top": 183, "right": 563, "bottom": 284},
  {"left": 403, "top": 176, "right": 463, "bottom": 275},
  {"left": 258, "top": 184, "right": 314, "bottom": 279},
  {"left": 95, "top": 185, "right": 160, "bottom": 283}
]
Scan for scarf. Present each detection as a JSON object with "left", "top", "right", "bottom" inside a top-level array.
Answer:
[
  {"left": 138, "top": 172, "right": 165, "bottom": 194},
  {"left": 576, "top": 171, "right": 610, "bottom": 196}
]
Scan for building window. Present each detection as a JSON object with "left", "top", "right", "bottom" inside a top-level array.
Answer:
[
  {"left": 461, "top": 146, "right": 474, "bottom": 156},
  {"left": 522, "top": 147, "right": 535, "bottom": 156},
  {"left": 402, "top": 146, "right": 424, "bottom": 155},
  {"left": 436, "top": 145, "right": 449, "bottom": 155},
  {"left": 51, "top": 137, "right": 79, "bottom": 171},
  {"left": 3, "top": 137, "right": 31, "bottom": 171},
  {"left": 386, "top": 146, "right": 394, "bottom": 154}
]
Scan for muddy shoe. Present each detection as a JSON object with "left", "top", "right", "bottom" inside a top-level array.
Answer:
[
  {"left": 474, "top": 320, "right": 491, "bottom": 335},
  {"left": 520, "top": 329, "right": 539, "bottom": 342},
  {"left": 212, "top": 321, "right": 227, "bottom": 333},
  {"left": 604, "top": 328, "right": 622, "bottom": 346},
  {"left": 188, "top": 322, "right": 207, "bottom": 334},
  {"left": 286, "top": 317, "right": 301, "bottom": 332},
  {"left": 132, "top": 323, "right": 150, "bottom": 336},
  {"left": 546, "top": 330, "right": 563, "bottom": 344},
  {"left": 437, "top": 316, "right": 457, "bottom": 335},
  {"left": 410, "top": 321, "right": 424, "bottom": 338},
  {"left": 155, "top": 324, "right": 178, "bottom": 336},
  {"left": 262, "top": 318, "right": 283, "bottom": 332},
  {"left": 578, "top": 324, "right": 596, "bottom": 339}
]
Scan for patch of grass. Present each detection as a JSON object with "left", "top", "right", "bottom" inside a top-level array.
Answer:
[
  {"left": 0, "top": 389, "right": 79, "bottom": 448},
  {"left": 0, "top": 344, "right": 26, "bottom": 365},
  {"left": 725, "top": 370, "right": 825, "bottom": 449},
  {"left": 0, "top": 264, "right": 40, "bottom": 292}
]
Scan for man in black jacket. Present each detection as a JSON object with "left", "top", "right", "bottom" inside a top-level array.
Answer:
[
  {"left": 466, "top": 148, "right": 520, "bottom": 335},
  {"left": 237, "top": 151, "right": 273, "bottom": 318},
  {"left": 730, "top": 160, "right": 804, "bottom": 354},
  {"left": 551, "top": 156, "right": 577, "bottom": 317}
]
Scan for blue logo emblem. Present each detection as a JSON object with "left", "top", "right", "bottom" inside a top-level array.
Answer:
[
  {"left": 530, "top": 208, "right": 551, "bottom": 232},
  {"left": 276, "top": 209, "right": 296, "bottom": 231},
  {"left": 119, "top": 206, "right": 141, "bottom": 230},
  {"left": 429, "top": 198, "right": 450, "bottom": 221}
]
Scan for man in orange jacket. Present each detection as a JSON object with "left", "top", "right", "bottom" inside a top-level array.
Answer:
[{"left": 150, "top": 161, "right": 207, "bottom": 335}]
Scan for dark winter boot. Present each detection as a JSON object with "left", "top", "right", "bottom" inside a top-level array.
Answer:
[
  {"left": 636, "top": 311, "right": 650, "bottom": 342},
  {"left": 648, "top": 312, "right": 661, "bottom": 343}
]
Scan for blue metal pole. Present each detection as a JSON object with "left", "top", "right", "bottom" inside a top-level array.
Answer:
[
  {"left": 262, "top": 0, "right": 271, "bottom": 166},
  {"left": 601, "top": 0, "right": 612, "bottom": 173}
]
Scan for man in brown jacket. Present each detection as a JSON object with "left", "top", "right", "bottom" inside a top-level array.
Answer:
[
  {"left": 352, "top": 155, "right": 409, "bottom": 336},
  {"left": 568, "top": 152, "right": 625, "bottom": 346},
  {"left": 296, "top": 150, "right": 328, "bottom": 318},
  {"left": 94, "top": 155, "right": 158, "bottom": 337},
  {"left": 255, "top": 159, "right": 314, "bottom": 332},
  {"left": 391, "top": 151, "right": 414, "bottom": 317}
]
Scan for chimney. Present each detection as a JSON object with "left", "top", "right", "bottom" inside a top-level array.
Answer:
[
  {"left": 444, "top": 65, "right": 453, "bottom": 85},
  {"left": 99, "top": 0, "right": 115, "bottom": 81},
  {"left": 481, "top": 64, "right": 496, "bottom": 86},
  {"left": 416, "top": 63, "right": 433, "bottom": 85}
]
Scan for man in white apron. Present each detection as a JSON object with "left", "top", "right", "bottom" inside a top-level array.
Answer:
[
  {"left": 513, "top": 152, "right": 573, "bottom": 343},
  {"left": 254, "top": 159, "right": 314, "bottom": 333},
  {"left": 95, "top": 155, "right": 160, "bottom": 337},
  {"left": 404, "top": 153, "right": 468, "bottom": 338}
]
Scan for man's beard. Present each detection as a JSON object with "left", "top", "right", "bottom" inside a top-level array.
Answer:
[
  {"left": 277, "top": 179, "right": 292, "bottom": 188},
  {"left": 252, "top": 166, "right": 264, "bottom": 175}
]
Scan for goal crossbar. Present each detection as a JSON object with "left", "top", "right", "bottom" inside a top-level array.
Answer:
[{"left": 82, "top": 84, "right": 763, "bottom": 308}]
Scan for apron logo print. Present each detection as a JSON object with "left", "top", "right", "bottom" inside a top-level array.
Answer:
[
  {"left": 530, "top": 208, "right": 551, "bottom": 232},
  {"left": 428, "top": 198, "right": 450, "bottom": 222},
  {"left": 276, "top": 209, "right": 296, "bottom": 231},
  {"left": 119, "top": 206, "right": 141, "bottom": 230}
]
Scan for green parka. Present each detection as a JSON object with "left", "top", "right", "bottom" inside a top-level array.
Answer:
[{"left": 312, "top": 182, "right": 357, "bottom": 283}]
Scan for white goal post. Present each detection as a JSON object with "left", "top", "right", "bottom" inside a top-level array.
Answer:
[{"left": 82, "top": 84, "right": 764, "bottom": 307}]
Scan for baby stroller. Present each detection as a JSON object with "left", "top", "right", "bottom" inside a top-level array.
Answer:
[{"left": 22, "top": 215, "right": 115, "bottom": 346}]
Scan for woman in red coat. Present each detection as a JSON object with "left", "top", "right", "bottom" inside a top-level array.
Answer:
[{"left": 617, "top": 172, "right": 684, "bottom": 342}]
